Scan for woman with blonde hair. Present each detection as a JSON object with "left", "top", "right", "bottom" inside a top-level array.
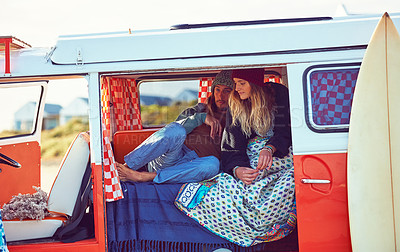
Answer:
[
  {"left": 175, "top": 68, "right": 296, "bottom": 248},
  {"left": 222, "top": 68, "right": 291, "bottom": 184}
]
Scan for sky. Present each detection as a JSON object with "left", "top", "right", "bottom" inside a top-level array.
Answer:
[
  {"left": 1, "top": 0, "right": 400, "bottom": 131},
  {"left": 2, "top": 0, "right": 400, "bottom": 48}
]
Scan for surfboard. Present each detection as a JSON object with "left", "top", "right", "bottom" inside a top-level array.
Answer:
[{"left": 348, "top": 13, "right": 400, "bottom": 251}]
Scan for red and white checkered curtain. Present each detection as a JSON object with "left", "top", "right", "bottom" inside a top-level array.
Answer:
[
  {"left": 197, "top": 73, "right": 283, "bottom": 104},
  {"left": 310, "top": 69, "right": 358, "bottom": 125},
  {"left": 198, "top": 78, "right": 213, "bottom": 103},
  {"left": 100, "top": 77, "right": 143, "bottom": 202},
  {"left": 265, "top": 74, "right": 283, "bottom": 84},
  {"left": 101, "top": 77, "right": 142, "bottom": 138},
  {"left": 101, "top": 118, "right": 123, "bottom": 202}
]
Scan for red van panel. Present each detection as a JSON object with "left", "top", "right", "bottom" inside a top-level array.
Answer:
[
  {"left": 113, "top": 129, "right": 158, "bottom": 164},
  {"left": 0, "top": 141, "right": 40, "bottom": 205},
  {"left": 294, "top": 153, "right": 352, "bottom": 252}
]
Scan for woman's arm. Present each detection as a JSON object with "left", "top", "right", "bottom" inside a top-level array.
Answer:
[{"left": 267, "top": 83, "right": 292, "bottom": 157}]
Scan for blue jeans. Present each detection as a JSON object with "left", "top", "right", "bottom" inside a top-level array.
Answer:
[{"left": 124, "top": 122, "right": 219, "bottom": 183}]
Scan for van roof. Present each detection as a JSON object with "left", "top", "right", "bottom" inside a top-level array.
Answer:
[{"left": 49, "top": 13, "right": 400, "bottom": 65}]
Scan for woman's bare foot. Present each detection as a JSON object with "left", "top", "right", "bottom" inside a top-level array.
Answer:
[{"left": 116, "top": 162, "right": 156, "bottom": 182}]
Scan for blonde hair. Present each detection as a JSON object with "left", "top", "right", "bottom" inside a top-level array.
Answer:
[{"left": 229, "top": 83, "right": 275, "bottom": 137}]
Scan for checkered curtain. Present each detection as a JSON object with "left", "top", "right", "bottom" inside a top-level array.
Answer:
[
  {"left": 101, "top": 118, "right": 123, "bottom": 202},
  {"left": 198, "top": 78, "right": 213, "bottom": 103},
  {"left": 197, "top": 73, "right": 283, "bottom": 104},
  {"left": 310, "top": 69, "right": 359, "bottom": 125},
  {"left": 101, "top": 77, "right": 142, "bottom": 138},
  {"left": 265, "top": 74, "right": 283, "bottom": 85},
  {"left": 100, "top": 77, "right": 142, "bottom": 202}
]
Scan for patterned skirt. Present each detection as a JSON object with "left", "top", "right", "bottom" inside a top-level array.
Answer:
[{"left": 175, "top": 136, "right": 296, "bottom": 247}]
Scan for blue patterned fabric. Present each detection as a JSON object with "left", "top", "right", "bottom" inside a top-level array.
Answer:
[
  {"left": 175, "top": 137, "right": 296, "bottom": 247},
  {"left": 0, "top": 211, "right": 8, "bottom": 252},
  {"left": 106, "top": 181, "right": 298, "bottom": 252}
]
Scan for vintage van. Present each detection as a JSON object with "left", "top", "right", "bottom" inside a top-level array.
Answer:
[{"left": 0, "top": 12, "right": 399, "bottom": 252}]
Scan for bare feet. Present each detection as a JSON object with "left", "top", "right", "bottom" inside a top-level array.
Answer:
[{"left": 116, "top": 162, "right": 156, "bottom": 182}]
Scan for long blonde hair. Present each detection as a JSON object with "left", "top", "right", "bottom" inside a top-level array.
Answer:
[{"left": 229, "top": 83, "right": 275, "bottom": 137}]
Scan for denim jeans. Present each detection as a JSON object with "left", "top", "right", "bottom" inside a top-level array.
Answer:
[{"left": 124, "top": 122, "right": 219, "bottom": 183}]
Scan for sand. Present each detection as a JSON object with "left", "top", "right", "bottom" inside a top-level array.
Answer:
[{"left": 41, "top": 159, "right": 62, "bottom": 193}]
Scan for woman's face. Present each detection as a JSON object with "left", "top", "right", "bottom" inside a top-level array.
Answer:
[{"left": 234, "top": 78, "right": 252, "bottom": 100}]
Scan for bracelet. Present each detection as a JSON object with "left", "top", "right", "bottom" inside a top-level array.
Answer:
[{"left": 261, "top": 145, "right": 274, "bottom": 154}]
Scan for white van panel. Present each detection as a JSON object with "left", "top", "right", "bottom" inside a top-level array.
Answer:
[
  {"left": 3, "top": 46, "right": 366, "bottom": 78},
  {"left": 287, "top": 63, "right": 355, "bottom": 155},
  {"left": 50, "top": 14, "right": 400, "bottom": 65}
]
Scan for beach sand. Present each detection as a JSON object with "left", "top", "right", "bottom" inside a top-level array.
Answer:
[{"left": 41, "top": 159, "right": 62, "bottom": 193}]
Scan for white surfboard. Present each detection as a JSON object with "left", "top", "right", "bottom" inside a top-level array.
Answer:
[{"left": 348, "top": 13, "right": 400, "bottom": 251}]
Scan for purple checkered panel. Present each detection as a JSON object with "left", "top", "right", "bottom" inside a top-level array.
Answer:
[{"left": 310, "top": 69, "right": 359, "bottom": 125}]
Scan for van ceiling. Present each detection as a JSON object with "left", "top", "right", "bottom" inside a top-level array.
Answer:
[{"left": 105, "top": 67, "right": 285, "bottom": 81}]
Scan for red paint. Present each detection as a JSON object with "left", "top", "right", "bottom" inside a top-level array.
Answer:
[
  {"left": 91, "top": 163, "right": 107, "bottom": 252},
  {"left": 113, "top": 129, "right": 158, "bottom": 163},
  {"left": 294, "top": 153, "right": 352, "bottom": 252},
  {"left": 0, "top": 141, "right": 40, "bottom": 205},
  {"left": 4, "top": 38, "right": 11, "bottom": 74},
  {"left": 1, "top": 36, "right": 31, "bottom": 74},
  {"left": 0, "top": 37, "right": 12, "bottom": 74},
  {"left": 8, "top": 238, "right": 101, "bottom": 252}
]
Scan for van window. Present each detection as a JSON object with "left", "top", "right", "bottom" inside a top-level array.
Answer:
[
  {"left": 0, "top": 84, "right": 43, "bottom": 138},
  {"left": 138, "top": 80, "right": 199, "bottom": 127},
  {"left": 41, "top": 78, "right": 89, "bottom": 192},
  {"left": 306, "top": 67, "right": 359, "bottom": 131}
]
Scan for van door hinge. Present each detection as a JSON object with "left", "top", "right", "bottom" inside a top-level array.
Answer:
[{"left": 76, "top": 48, "right": 83, "bottom": 66}]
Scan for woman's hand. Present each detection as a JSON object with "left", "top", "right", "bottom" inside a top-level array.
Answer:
[
  {"left": 257, "top": 145, "right": 275, "bottom": 171},
  {"left": 234, "top": 167, "right": 259, "bottom": 185},
  {"left": 205, "top": 114, "right": 222, "bottom": 139}
]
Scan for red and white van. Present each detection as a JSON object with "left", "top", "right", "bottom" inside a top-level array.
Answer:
[{"left": 1, "top": 12, "right": 399, "bottom": 252}]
